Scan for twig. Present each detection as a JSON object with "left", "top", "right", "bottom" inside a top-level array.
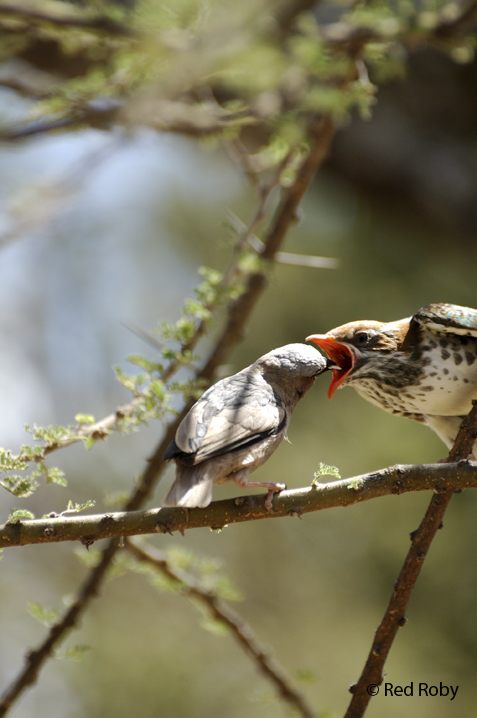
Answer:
[
  {"left": 0, "top": 538, "right": 121, "bottom": 718},
  {"left": 343, "top": 402, "right": 477, "bottom": 718},
  {"left": 2, "top": 461, "right": 477, "bottom": 548},
  {"left": 0, "top": 114, "right": 337, "bottom": 717},
  {"left": 0, "top": 134, "right": 123, "bottom": 251},
  {"left": 125, "top": 540, "right": 315, "bottom": 718},
  {"left": 273, "top": 251, "right": 338, "bottom": 268},
  {"left": 226, "top": 209, "right": 338, "bottom": 269},
  {"left": 435, "top": 0, "right": 477, "bottom": 35},
  {"left": 0, "top": 2, "right": 135, "bottom": 36},
  {"left": 221, "top": 153, "right": 291, "bottom": 286}
]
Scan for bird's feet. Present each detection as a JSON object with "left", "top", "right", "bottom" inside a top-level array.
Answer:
[
  {"left": 265, "top": 485, "right": 286, "bottom": 514},
  {"left": 232, "top": 470, "right": 286, "bottom": 514}
]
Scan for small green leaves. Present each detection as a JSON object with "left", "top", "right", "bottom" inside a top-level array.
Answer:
[
  {"left": 30, "top": 463, "right": 67, "bottom": 487},
  {"left": 114, "top": 366, "right": 142, "bottom": 394},
  {"left": 8, "top": 509, "right": 35, "bottom": 523},
  {"left": 25, "top": 424, "right": 76, "bottom": 447},
  {"left": 198, "top": 613, "right": 230, "bottom": 636},
  {"left": 28, "top": 601, "right": 60, "bottom": 626},
  {"left": 75, "top": 414, "right": 96, "bottom": 425},
  {"left": 312, "top": 463, "right": 341, "bottom": 485},
  {"left": 1, "top": 474, "right": 39, "bottom": 498},
  {"left": 0, "top": 449, "right": 28, "bottom": 473},
  {"left": 294, "top": 668, "right": 318, "bottom": 685},
  {"left": 347, "top": 477, "right": 365, "bottom": 491},
  {"left": 53, "top": 500, "right": 95, "bottom": 517},
  {"left": 183, "top": 298, "right": 212, "bottom": 322},
  {"left": 59, "top": 644, "right": 92, "bottom": 662},
  {"left": 127, "top": 356, "right": 164, "bottom": 373}
]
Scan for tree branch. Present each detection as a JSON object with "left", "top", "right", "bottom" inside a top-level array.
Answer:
[
  {"left": 1, "top": 462, "right": 476, "bottom": 549},
  {"left": 125, "top": 539, "right": 315, "bottom": 718},
  {"left": 343, "top": 402, "right": 477, "bottom": 718},
  {"left": 0, "top": 2, "right": 135, "bottom": 36},
  {"left": 0, "top": 113, "right": 337, "bottom": 717}
]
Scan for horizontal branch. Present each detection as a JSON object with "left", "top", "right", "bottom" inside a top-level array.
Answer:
[{"left": 1, "top": 462, "right": 476, "bottom": 548}]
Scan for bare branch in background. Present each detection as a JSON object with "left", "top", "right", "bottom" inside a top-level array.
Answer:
[
  {"left": 226, "top": 208, "right": 338, "bottom": 268},
  {"left": 0, "top": 136, "right": 123, "bottom": 250},
  {"left": 125, "top": 540, "right": 315, "bottom": 718}
]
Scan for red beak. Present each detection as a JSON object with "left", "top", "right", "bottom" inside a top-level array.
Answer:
[{"left": 306, "top": 334, "right": 354, "bottom": 399}]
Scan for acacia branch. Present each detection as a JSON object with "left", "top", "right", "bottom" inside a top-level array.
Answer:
[
  {"left": 1, "top": 462, "right": 476, "bottom": 549},
  {"left": 343, "top": 402, "right": 477, "bottom": 718},
  {"left": 0, "top": 114, "right": 337, "bottom": 717},
  {"left": 125, "top": 539, "right": 315, "bottom": 718}
]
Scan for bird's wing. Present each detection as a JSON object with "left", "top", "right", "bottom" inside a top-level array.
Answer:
[
  {"left": 414, "top": 304, "right": 477, "bottom": 338},
  {"left": 173, "top": 373, "right": 286, "bottom": 464}
]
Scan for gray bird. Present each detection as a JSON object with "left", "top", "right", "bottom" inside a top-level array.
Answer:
[{"left": 163, "top": 343, "right": 330, "bottom": 510}]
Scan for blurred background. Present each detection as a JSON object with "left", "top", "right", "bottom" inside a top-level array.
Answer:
[{"left": 1, "top": 1, "right": 477, "bottom": 717}]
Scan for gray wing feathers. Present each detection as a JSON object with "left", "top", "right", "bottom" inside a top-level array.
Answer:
[{"left": 175, "top": 373, "right": 284, "bottom": 463}]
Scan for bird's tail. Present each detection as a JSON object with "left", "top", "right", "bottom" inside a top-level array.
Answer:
[{"left": 162, "top": 463, "right": 214, "bottom": 508}]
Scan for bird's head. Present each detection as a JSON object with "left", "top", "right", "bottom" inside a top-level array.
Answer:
[
  {"left": 306, "top": 319, "right": 409, "bottom": 399},
  {"left": 255, "top": 343, "right": 336, "bottom": 401}
]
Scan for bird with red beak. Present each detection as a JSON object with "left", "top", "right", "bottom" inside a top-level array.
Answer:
[{"left": 307, "top": 303, "right": 477, "bottom": 454}]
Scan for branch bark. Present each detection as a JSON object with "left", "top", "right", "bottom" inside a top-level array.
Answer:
[{"left": 1, "top": 461, "right": 476, "bottom": 548}]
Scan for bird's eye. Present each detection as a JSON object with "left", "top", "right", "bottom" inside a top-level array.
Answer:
[{"left": 355, "top": 332, "right": 369, "bottom": 344}]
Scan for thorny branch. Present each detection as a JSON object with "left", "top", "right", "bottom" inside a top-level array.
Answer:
[
  {"left": 2, "top": 461, "right": 477, "bottom": 549},
  {"left": 0, "top": 114, "right": 336, "bottom": 718},
  {"left": 343, "top": 401, "right": 477, "bottom": 718},
  {"left": 125, "top": 540, "right": 315, "bottom": 718}
]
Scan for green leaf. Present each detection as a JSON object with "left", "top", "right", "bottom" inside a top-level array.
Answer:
[
  {"left": 26, "top": 424, "right": 76, "bottom": 447},
  {"left": 7, "top": 508, "right": 35, "bottom": 523},
  {"left": 1, "top": 476, "right": 39, "bottom": 498},
  {"left": 59, "top": 499, "right": 96, "bottom": 515},
  {"left": 28, "top": 601, "right": 60, "bottom": 626},
  {"left": 46, "top": 466, "right": 67, "bottom": 487},
  {"left": 312, "top": 463, "right": 341, "bottom": 484},
  {"left": 149, "top": 380, "right": 165, "bottom": 400},
  {"left": 127, "top": 355, "right": 164, "bottom": 373},
  {"left": 199, "top": 616, "right": 230, "bottom": 635},
  {"left": 0, "top": 449, "right": 28, "bottom": 472},
  {"left": 85, "top": 436, "right": 97, "bottom": 450},
  {"left": 295, "top": 668, "right": 318, "bottom": 685},
  {"left": 59, "top": 644, "right": 92, "bottom": 662},
  {"left": 75, "top": 414, "right": 96, "bottom": 425},
  {"left": 348, "top": 477, "right": 364, "bottom": 491}
]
